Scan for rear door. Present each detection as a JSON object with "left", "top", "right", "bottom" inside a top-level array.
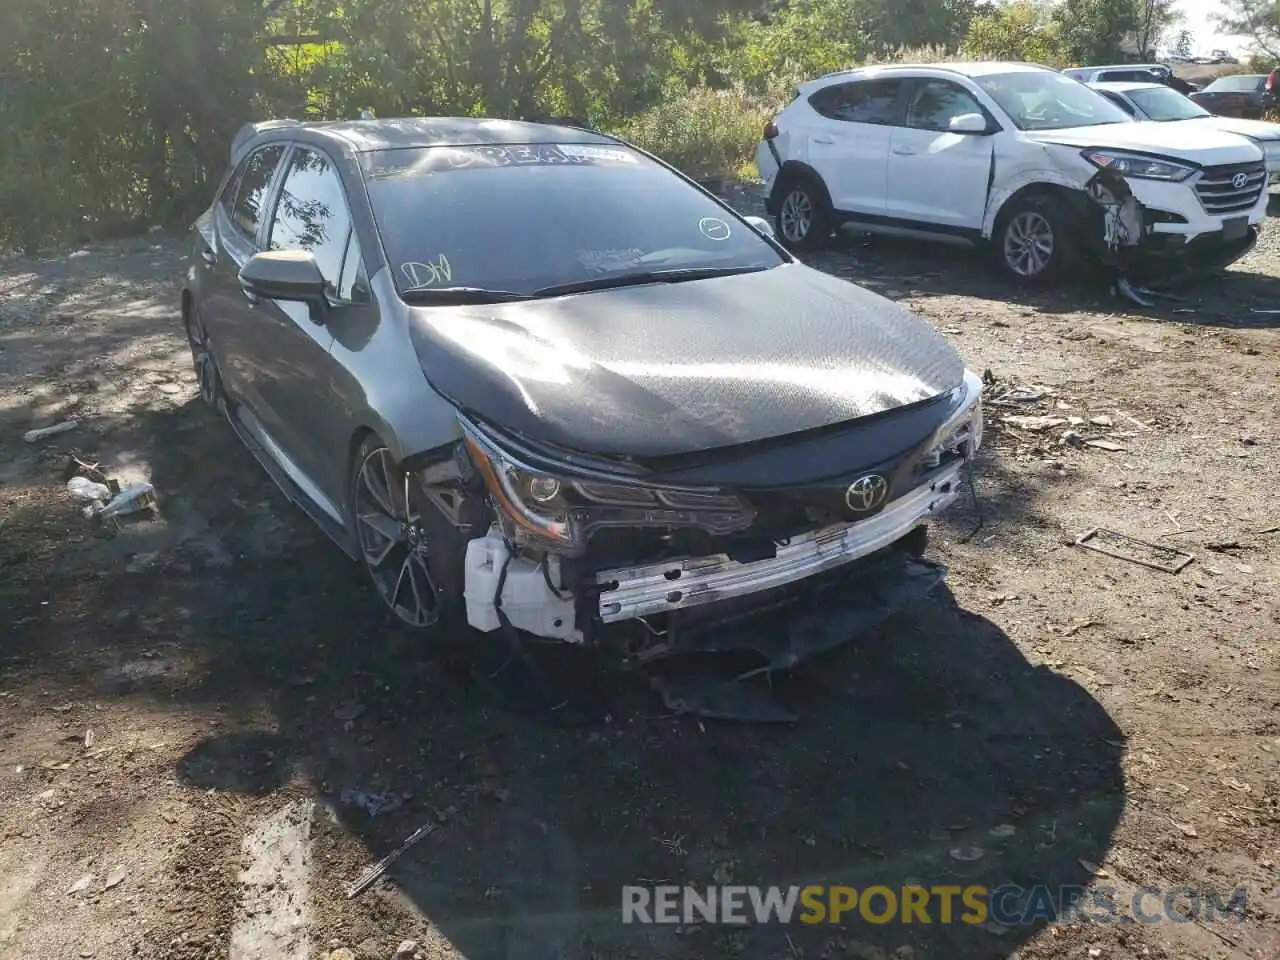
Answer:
[
  {"left": 884, "top": 78, "right": 995, "bottom": 230},
  {"left": 202, "top": 143, "right": 289, "bottom": 408},
  {"left": 804, "top": 79, "right": 906, "bottom": 214}
]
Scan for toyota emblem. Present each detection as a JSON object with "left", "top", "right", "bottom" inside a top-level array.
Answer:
[
  {"left": 1232, "top": 172, "right": 1249, "bottom": 189},
  {"left": 845, "top": 474, "right": 889, "bottom": 513}
]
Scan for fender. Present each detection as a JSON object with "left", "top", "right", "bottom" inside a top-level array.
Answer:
[
  {"left": 982, "top": 167, "right": 1093, "bottom": 238},
  {"left": 767, "top": 161, "right": 832, "bottom": 215}
]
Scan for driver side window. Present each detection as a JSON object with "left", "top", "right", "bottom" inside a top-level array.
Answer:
[
  {"left": 267, "top": 148, "right": 356, "bottom": 296},
  {"left": 907, "top": 80, "right": 986, "bottom": 132}
]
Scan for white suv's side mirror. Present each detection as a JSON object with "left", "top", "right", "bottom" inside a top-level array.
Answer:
[
  {"left": 742, "top": 215, "right": 776, "bottom": 238},
  {"left": 949, "top": 113, "right": 989, "bottom": 134}
]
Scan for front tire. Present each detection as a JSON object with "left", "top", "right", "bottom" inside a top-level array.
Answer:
[
  {"left": 349, "top": 437, "right": 466, "bottom": 634},
  {"left": 774, "top": 175, "right": 832, "bottom": 251},
  {"left": 995, "top": 195, "right": 1073, "bottom": 284}
]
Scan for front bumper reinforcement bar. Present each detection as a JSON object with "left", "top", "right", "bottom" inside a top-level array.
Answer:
[{"left": 595, "top": 462, "right": 965, "bottom": 622}]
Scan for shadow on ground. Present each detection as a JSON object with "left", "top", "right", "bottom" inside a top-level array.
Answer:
[{"left": 1, "top": 392, "right": 1127, "bottom": 959}]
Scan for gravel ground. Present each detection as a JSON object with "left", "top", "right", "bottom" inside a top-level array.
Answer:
[{"left": 0, "top": 193, "right": 1277, "bottom": 960}]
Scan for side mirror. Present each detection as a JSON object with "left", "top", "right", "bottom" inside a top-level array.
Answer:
[
  {"left": 742, "top": 215, "right": 776, "bottom": 239},
  {"left": 949, "top": 113, "right": 990, "bottom": 135},
  {"left": 239, "top": 250, "right": 328, "bottom": 303}
]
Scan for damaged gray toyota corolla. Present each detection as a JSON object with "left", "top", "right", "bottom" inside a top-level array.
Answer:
[{"left": 183, "top": 116, "right": 982, "bottom": 683}]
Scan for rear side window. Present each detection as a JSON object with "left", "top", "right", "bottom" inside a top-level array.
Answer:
[
  {"left": 1099, "top": 70, "right": 1159, "bottom": 83},
  {"left": 230, "top": 145, "right": 286, "bottom": 240},
  {"left": 267, "top": 148, "right": 353, "bottom": 289},
  {"left": 808, "top": 80, "right": 903, "bottom": 125}
]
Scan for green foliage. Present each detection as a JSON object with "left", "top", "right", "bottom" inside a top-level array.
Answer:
[
  {"left": 0, "top": 0, "right": 1209, "bottom": 249},
  {"left": 962, "top": 1, "right": 1063, "bottom": 63},
  {"left": 619, "top": 84, "right": 778, "bottom": 180}
]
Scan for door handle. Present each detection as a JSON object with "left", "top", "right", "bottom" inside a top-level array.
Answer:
[
  {"left": 892, "top": 146, "right": 919, "bottom": 156},
  {"left": 812, "top": 135, "right": 835, "bottom": 144},
  {"left": 200, "top": 248, "right": 217, "bottom": 266}
]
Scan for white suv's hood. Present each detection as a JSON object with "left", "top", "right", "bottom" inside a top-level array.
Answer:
[{"left": 1028, "top": 121, "right": 1265, "bottom": 166}]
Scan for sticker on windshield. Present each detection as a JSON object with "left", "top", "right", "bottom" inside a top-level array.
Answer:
[
  {"left": 699, "top": 217, "right": 732, "bottom": 241},
  {"left": 557, "top": 144, "right": 639, "bottom": 164},
  {"left": 365, "top": 143, "right": 639, "bottom": 180},
  {"left": 578, "top": 248, "right": 645, "bottom": 272},
  {"left": 402, "top": 254, "right": 452, "bottom": 289}
]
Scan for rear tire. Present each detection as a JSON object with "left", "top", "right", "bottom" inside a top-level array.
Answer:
[
  {"left": 774, "top": 175, "right": 832, "bottom": 251},
  {"left": 184, "top": 304, "right": 225, "bottom": 409},
  {"left": 348, "top": 436, "right": 467, "bottom": 635},
  {"left": 994, "top": 194, "right": 1075, "bottom": 285}
]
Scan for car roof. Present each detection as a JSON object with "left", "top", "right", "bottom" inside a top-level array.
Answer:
[
  {"left": 231, "top": 116, "right": 614, "bottom": 162},
  {"left": 800, "top": 60, "right": 1053, "bottom": 91}
]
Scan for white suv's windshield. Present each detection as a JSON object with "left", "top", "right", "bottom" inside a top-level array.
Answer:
[
  {"left": 977, "top": 72, "right": 1134, "bottom": 131},
  {"left": 361, "top": 143, "right": 784, "bottom": 296},
  {"left": 1127, "top": 86, "right": 1211, "bottom": 120}
]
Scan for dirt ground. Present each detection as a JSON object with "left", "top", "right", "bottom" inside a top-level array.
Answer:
[{"left": 1, "top": 191, "right": 1278, "bottom": 960}]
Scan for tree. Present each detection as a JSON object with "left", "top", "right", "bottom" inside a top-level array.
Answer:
[
  {"left": 962, "top": 1, "right": 1062, "bottom": 63},
  {"left": 1052, "top": 0, "right": 1140, "bottom": 64},
  {"left": 1214, "top": 0, "right": 1280, "bottom": 60},
  {"left": 1135, "top": 0, "right": 1181, "bottom": 60},
  {"left": 1172, "top": 28, "right": 1193, "bottom": 58}
]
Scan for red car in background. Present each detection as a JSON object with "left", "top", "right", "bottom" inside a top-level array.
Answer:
[{"left": 1190, "top": 72, "right": 1279, "bottom": 118}]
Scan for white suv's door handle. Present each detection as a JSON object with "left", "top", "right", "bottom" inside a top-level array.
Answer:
[
  {"left": 892, "top": 146, "right": 919, "bottom": 156},
  {"left": 812, "top": 135, "right": 835, "bottom": 144}
]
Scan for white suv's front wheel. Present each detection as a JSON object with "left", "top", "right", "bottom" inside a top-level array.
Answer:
[
  {"left": 774, "top": 176, "right": 831, "bottom": 251},
  {"left": 995, "top": 195, "right": 1073, "bottom": 284}
]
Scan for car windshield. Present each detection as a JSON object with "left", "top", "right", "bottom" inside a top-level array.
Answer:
[
  {"left": 360, "top": 143, "right": 784, "bottom": 297},
  {"left": 977, "top": 71, "right": 1134, "bottom": 130},
  {"left": 1203, "top": 75, "right": 1265, "bottom": 93},
  {"left": 1127, "top": 85, "right": 1211, "bottom": 120}
]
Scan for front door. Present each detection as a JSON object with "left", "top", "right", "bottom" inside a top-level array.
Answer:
[{"left": 884, "top": 79, "right": 995, "bottom": 230}]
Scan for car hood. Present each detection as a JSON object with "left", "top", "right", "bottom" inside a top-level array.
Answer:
[
  {"left": 1028, "top": 121, "right": 1264, "bottom": 165},
  {"left": 1171, "top": 115, "right": 1280, "bottom": 141},
  {"left": 405, "top": 263, "right": 965, "bottom": 459}
]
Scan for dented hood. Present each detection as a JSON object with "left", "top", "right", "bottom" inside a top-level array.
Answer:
[
  {"left": 1029, "top": 121, "right": 1265, "bottom": 166},
  {"left": 406, "top": 263, "right": 964, "bottom": 458}
]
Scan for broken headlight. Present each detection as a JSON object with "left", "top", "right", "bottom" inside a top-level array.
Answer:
[
  {"left": 463, "top": 429, "right": 575, "bottom": 547},
  {"left": 1081, "top": 149, "right": 1195, "bottom": 182},
  {"left": 921, "top": 369, "right": 983, "bottom": 469}
]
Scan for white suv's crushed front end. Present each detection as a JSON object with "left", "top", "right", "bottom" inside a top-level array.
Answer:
[{"left": 1019, "top": 129, "right": 1269, "bottom": 276}]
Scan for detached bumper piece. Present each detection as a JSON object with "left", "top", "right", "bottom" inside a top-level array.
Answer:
[{"left": 595, "top": 462, "right": 964, "bottom": 623}]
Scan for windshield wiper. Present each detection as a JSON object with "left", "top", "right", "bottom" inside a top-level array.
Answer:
[
  {"left": 534, "top": 265, "right": 770, "bottom": 298},
  {"left": 400, "top": 286, "right": 533, "bottom": 304}
]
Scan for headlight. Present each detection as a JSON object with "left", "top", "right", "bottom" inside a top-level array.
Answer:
[
  {"left": 462, "top": 430, "right": 574, "bottom": 546},
  {"left": 923, "top": 370, "right": 983, "bottom": 467},
  {"left": 1081, "top": 148, "right": 1196, "bottom": 181}
]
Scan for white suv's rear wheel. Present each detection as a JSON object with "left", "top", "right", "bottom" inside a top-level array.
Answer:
[{"left": 775, "top": 177, "right": 831, "bottom": 251}]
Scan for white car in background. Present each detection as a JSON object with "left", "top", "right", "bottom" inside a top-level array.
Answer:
[
  {"left": 755, "top": 62, "right": 1268, "bottom": 283},
  {"left": 1090, "top": 80, "right": 1280, "bottom": 183}
]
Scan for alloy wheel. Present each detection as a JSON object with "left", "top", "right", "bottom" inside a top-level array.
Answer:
[
  {"left": 185, "top": 309, "right": 219, "bottom": 406},
  {"left": 780, "top": 187, "right": 814, "bottom": 243},
  {"left": 1003, "top": 211, "right": 1055, "bottom": 278},
  {"left": 354, "top": 446, "right": 439, "bottom": 628}
]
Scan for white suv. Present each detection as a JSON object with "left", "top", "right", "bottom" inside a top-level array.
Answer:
[{"left": 756, "top": 62, "right": 1268, "bottom": 282}]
